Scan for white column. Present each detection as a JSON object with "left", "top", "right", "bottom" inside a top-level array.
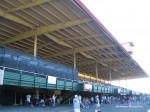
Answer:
[
  {"left": 73, "top": 52, "right": 76, "bottom": 69},
  {"left": 109, "top": 68, "right": 112, "bottom": 85},
  {"left": 34, "top": 28, "right": 39, "bottom": 99},
  {"left": 36, "top": 88, "right": 39, "bottom": 99},
  {"left": 34, "top": 28, "right": 37, "bottom": 57},
  {"left": 95, "top": 63, "right": 98, "bottom": 83}
]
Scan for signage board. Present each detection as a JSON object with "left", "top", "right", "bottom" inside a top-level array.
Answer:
[
  {"left": 0, "top": 69, "right": 4, "bottom": 85},
  {"left": 48, "top": 76, "right": 56, "bottom": 84},
  {"left": 84, "top": 83, "right": 92, "bottom": 91}
]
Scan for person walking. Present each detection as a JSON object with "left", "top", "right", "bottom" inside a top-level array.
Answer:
[
  {"left": 26, "top": 94, "right": 31, "bottom": 105},
  {"left": 52, "top": 94, "right": 56, "bottom": 108},
  {"left": 78, "top": 95, "right": 82, "bottom": 104},
  {"left": 90, "top": 96, "right": 94, "bottom": 105},
  {"left": 26, "top": 94, "right": 33, "bottom": 107},
  {"left": 73, "top": 95, "right": 80, "bottom": 112},
  {"left": 95, "top": 95, "right": 101, "bottom": 112},
  {"left": 128, "top": 97, "right": 132, "bottom": 107}
]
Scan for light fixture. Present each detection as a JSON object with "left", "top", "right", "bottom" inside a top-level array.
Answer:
[{"left": 101, "top": 62, "right": 108, "bottom": 67}]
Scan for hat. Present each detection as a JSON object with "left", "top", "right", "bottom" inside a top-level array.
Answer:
[
  {"left": 96, "top": 95, "right": 99, "bottom": 97},
  {"left": 75, "top": 95, "right": 78, "bottom": 98}
]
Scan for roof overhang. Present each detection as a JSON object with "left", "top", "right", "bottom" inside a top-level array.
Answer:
[{"left": 0, "top": 0, "right": 148, "bottom": 81}]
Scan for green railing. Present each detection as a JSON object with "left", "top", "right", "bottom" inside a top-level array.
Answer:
[
  {"left": 2, "top": 66, "right": 121, "bottom": 94},
  {"left": 2, "top": 67, "right": 83, "bottom": 91},
  {"left": 114, "top": 88, "right": 131, "bottom": 95}
]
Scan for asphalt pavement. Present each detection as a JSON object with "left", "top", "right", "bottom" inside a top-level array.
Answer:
[{"left": 0, "top": 101, "right": 149, "bottom": 112}]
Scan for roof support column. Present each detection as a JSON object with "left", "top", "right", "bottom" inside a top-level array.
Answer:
[
  {"left": 14, "top": 90, "right": 16, "bottom": 105},
  {"left": 34, "top": 28, "right": 39, "bottom": 99},
  {"left": 73, "top": 52, "right": 76, "bottom": 69},
  {"left": 36, "top": 88, "right": 39, "bottom": 99},
  {"left": 96, "top": 63, "right": 98, "bottom": 83},
  {"left": 109, "top": 68, "right": 112, "bottom": 85},
  {"left": 90, "top": 75, "right": 91, "bottom": 81},
  {"left": 73, "top": 52, "right": 76, "bottom": 81},
  {"left": 34, "top": 28, "right": 37, "bottom": 57}
]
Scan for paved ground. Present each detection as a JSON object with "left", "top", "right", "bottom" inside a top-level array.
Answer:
[{"left": 0, "top": 102, "right": 150, "bottom": 112}]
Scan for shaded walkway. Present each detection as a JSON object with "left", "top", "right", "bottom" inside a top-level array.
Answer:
[{"left": 0, "top": 102, "right": 149, "bottom": 112}]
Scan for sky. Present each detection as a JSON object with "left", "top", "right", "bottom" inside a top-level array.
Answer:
[{"left": 81, "top": 0, "right": 150, "bottom": 93}]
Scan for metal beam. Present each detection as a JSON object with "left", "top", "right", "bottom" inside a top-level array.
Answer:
[
  {"left": 116, "top": 69, "right": 142, "bottom": 74},
  {"left": 62, "top": 34, "right": 102, "bottom": 41},
  {"left": 82, "top": 62, "right": 136, "bottom": 73},
  {"left": 44, "top": 34, "right": 73, "bottom": 48},
  {"left": 96, "top": 60, "right": 133, "bottom": 71},
  {"left": 25, "top": 34, "right": 95, "bottom": 59},
  {"left": 7, "top": 0, "right": 51, "bottom": 12},
  {"left": 79, "top": 58, "right": 127, "bottom": 66},
  {"left": 0, "top": 9, "right": 33, "bottom": 28},
  {"left": 44, "top": 34, "right": 95, "bottom": 59},
  {"left": 45, "top": 44, "right": 116, "bottom": 58},
  {"left": 113, "top": 70, "right": 142, "bottom": 77},
  {"left": 0, "top": 18, "right": 91, "bottom": 46},
  {"left": 25, "top": 42, "right": 52, "bottom": 53},
  {"left": 80, "top": 52, "right": 95, "bottom": 59}
]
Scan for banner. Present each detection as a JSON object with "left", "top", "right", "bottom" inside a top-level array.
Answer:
[
  {"left": 0, "top": 69, "right": 4, "bottom": 85},
  {"left": 48, "top": 76, "right": 56, "bottom": 84}
]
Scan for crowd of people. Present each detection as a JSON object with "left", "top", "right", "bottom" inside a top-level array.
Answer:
[
  {"left": 25, "top": 92, "right": 149, "bottom": 112},
  {"left": 25, "top": 94, "right": 58, "bottom": 107},
  {"left": 73, "top": 95, "right": 101, "bottom": 112},
  {"left": 72, "top": 94, "right": 150, "bottom": 112}
]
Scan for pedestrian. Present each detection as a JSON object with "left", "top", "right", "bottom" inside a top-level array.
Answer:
[
  {"left": 128, "top": 97, "right": 132, "bottom": 107},
  {"left": 90, "top": 96, "right": 94, "bottom": 105},
  {"left": 73, "top": 95, "right": 80, "bottom": 112},
  {"left": 78, "top": 95, "right": 82, "bottom": 104},
  {"left": 26, "top": 93, "right": 33, "bottom": 107},
  {"left": 95, "top": 95, "right": 101, "bottom": 112},
  {"left": 52, "top": 94, "right": 56, "bottom": 108}
]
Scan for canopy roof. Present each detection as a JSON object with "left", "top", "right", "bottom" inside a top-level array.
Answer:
[{"left": 0, "top": 0, "right": 148, "bottom": 81}]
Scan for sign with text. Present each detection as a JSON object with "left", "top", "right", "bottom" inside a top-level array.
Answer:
[
  {"left": 84, "top": 84, "right": 92, "bottom": 91},
  {"left": 48, "top": 76, "right": 56, "bottom": 84},
  {"left": 0, "top": 69, "right": 4, "bottom": 85}
]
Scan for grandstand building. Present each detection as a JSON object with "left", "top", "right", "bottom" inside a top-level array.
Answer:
[{"left": 0, "top": 0, "right": 148, "bottom": 105}]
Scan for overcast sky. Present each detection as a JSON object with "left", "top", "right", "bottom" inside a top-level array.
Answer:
[{"left": 81, "top": 0, "right": 150, "bottom": 93}]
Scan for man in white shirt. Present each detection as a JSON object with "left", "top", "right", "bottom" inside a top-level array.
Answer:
[
  {"left": 73, "top": 95, "right": 80, "bottom": 112},
  {"left": 52, "top": 94, "right": 56, "bottom": 108},
  {"left": 95, "top": 95, "right": 101, "bottom": 112},
  {"left": 26, "top": 94, "right": 31, "bottom": 105}
]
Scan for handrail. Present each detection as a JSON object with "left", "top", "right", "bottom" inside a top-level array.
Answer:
[
  {"left": 0, "top": 66, "right": 79, "bottom": 82},
  {"left": 1, "top": 66, "right": 128, "bottom": 91}
]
